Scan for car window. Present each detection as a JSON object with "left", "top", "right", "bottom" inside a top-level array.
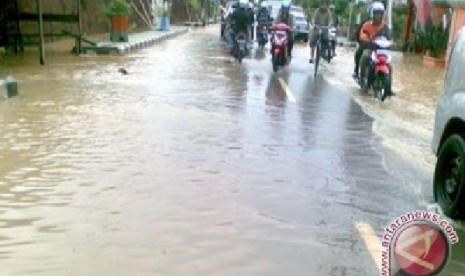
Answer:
[
  {"left": 291, "top": 6, "right": 304, "bottom": 13},
  {"left": 444, "top": 28, "right": 465, "bottom": 94}
]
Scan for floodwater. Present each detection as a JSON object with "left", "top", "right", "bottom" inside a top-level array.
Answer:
[
  {"left": 0, "top": 26, "right": 464, "bottom": 275},
  {"left": 325, "top": 47, "right": 446, "bottom": 203}
]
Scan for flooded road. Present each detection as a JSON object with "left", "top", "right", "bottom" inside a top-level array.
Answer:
[{"left": 0, "top": 26, "right": 464, "bottom": 275}]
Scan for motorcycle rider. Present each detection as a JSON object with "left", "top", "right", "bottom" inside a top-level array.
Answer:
[
  {"left": 256, "top": 1, "right": 272, "bottom": 43},
  {"left": 247, "top": 2, "right": 255, "bottom": 41},
  {"left": 257, "top": 1, "right": 272, "bottom": 27},
  {"left": 357, "top": 1, "right": 393, "bottom": 94},
  {"left": 309, "top": 0, "right": 333, "bottom": 64},
  {"left": 273, "top": 0, "right": 295, "bottom": 57},
  {"left": 223, "top": 1, "right": 238, "bottom": 44},
  {"left": 230, "top": 0, "right": 252, "bottom": 53}
]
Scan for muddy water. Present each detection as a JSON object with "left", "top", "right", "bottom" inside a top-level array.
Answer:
[
  {"left": 1, "top": 31, "right": 371, "bottom": 276},
  {"left": 325, "top": 47, "right": 445, "bottom": 204},
  {"left": 0, "top": 34, "right": 235, "bottom": 275}
]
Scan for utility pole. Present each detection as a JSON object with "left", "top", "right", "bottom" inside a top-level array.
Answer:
[
  {"left": 36, "top": 0, "right": 45, "bottom": 65},
  {"left": 387, "top": 0, "right": 392, "bottom": 29},
  {"left": 347, "top": 2, "right": 353, "bottom": 39}
]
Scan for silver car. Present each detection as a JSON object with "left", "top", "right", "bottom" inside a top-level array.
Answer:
[
  {"left": 292, "top": 11, "right": 309, "bottom": 42},
  {"left": 431, "top": 26, "right": 465, "bottom": 219}
]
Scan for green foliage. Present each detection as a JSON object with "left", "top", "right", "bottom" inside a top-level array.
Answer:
[
  {"left": 417, "top": 18, "right": 449, "bottom": 58},
  {"left": 188, "top": 0, "right": 200, "bottom": 11},
  {"left": 103, "top": 0, "right": 132, "bottom": 16},
  {"left": 391, "top": 3, "right": 407, "bottom": 42}
]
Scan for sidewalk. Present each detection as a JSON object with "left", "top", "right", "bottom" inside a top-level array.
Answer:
[{"left": 81, "top": 26, "right": 189, "bottom": 54}]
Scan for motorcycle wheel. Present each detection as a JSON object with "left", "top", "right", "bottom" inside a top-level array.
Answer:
[
  {"left": 373, "top": 73, "right": 388, "bottom": 101},
  {"left": 272, "top": 54, "right": 278, "bottom": 72},
  {"left": 238, "top": 50, "right": 243, "bottom": 64}
]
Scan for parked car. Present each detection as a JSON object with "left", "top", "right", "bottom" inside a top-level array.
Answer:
[
  {"left": 291, "top": 9, "right": 309, "bottom": 42},
  {"left": 431, "top": 26, "right": 465, "bottom": 219},
  {"left": 290, "top": 5, "right": 304, "bottom": 14}
]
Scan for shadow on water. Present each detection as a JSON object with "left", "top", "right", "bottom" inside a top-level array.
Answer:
[{"left": 297, "top": 75, "right": 323, "bottom": 151}]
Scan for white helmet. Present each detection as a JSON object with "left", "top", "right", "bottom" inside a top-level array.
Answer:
[
  {"left": 239, "top": 0, "right": 248, "bottom": 8},
  {"left": 371, "top": 2, "right": 385, "bottom": 12},
  {"left": 260, "top": 1, "right": 268, "bottom": 8},
  {"left": 249, "top": 2, "right": 253, "bottom": 8}
]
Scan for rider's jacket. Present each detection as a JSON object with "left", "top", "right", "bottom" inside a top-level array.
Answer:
[
  {"left": 274, "top": 10, "right": 295, "bottom": 29},
  {"left": 231, "top": 7, "right": 250, "bottom": 33},
  {"left": 359, "top": 21, "right": 391, "bottom": 43},
  {"left": 247, "top": 8, "right": 255, "bottom": 25},
  {"left": 312, "top": 7, "right": 332, "bottom": 30},
  {"left": 257, "top": 8, "right": 272, "bottom": 26}
]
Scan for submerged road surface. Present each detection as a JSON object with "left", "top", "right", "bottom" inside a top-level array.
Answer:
[{"left": 0, "top": 26, "right": 464, "bottom": 275}]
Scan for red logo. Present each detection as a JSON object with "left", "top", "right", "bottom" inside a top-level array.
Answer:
[{"left": 393, "top": 222, "right": 449, "bottom": 276}]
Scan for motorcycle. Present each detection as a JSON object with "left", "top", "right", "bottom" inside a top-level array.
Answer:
[
  {"left": 270, "top": 23, "right": 291, "bottom": 73},
  {"left": 233, "top": 31, "right": 248, "bottom": 64},
  {"left": 257, "top": 23, "right": 269, "bottom": 49},
  {"left": 358, "top": 36, "right": 393, "bottom": 101}
]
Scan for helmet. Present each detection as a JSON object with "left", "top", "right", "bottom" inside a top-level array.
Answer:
[
  {"left": 281, "top": 0, "right": 290, "bottom": 9},
  {"left": 249, "top": 2, "right": 253, "bottom": 8},
  {"left": 329, "top": 4, "right": 335, "bottom": 10},
  {"left": 371, "top": 2, "right": 385, "bottom": 13},
  {"left": 371, "top": 2, "right": 384, "bottom": 22},
  {"left": 238, "top": 0, "right": 248, "bottom": 8},
  {"left": 260, "top": 1, "right": 268, "bottom": 8}
]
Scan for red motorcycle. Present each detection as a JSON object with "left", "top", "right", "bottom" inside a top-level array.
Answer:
[
  {"left": 270, "top": 23, "right": 291, "bottom": 73},
  {"left": 358, "top": 36, "right": 393, "bottom": 101}
]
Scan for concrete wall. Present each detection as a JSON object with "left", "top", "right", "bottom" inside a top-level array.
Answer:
[{"left": 14, "top": 0, "right": 154, "bottom": 36}]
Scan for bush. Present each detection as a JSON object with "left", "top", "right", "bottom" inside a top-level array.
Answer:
[
  {"left": 417, "top": 19, "right": 449, "bottom": 58},
  {"left": 391, "top": 4, "right": 407, "bottom": 42},
  {"left": 103, "top": 0, "right": 132, "bottom": 17}
]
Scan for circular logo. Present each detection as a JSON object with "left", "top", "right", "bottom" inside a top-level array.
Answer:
[{"left": 393, "top": 222, "right": 450, "bottom": 276}]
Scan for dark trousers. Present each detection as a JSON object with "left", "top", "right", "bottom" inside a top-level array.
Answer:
[
  {"left": 354, "top": 45, "right": 364, "bottom": 74},
  {"left": 287, "top": 32, "right": 294, "bottom": 56}
]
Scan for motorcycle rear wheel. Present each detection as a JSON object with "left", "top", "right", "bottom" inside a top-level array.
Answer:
[
  {"left": 373, "top": 73, "right": 388, "bottom": 101},
  {"left": 272, "top": 54, "right": 278, "bottom": 72}
]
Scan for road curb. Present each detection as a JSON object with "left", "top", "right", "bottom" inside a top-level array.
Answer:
[
  {"left": 116, "top": 28, "right": 189, "bottom": 54},
  {"left": 82, "top": 28, "right": 189, "bottom": 55}
]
